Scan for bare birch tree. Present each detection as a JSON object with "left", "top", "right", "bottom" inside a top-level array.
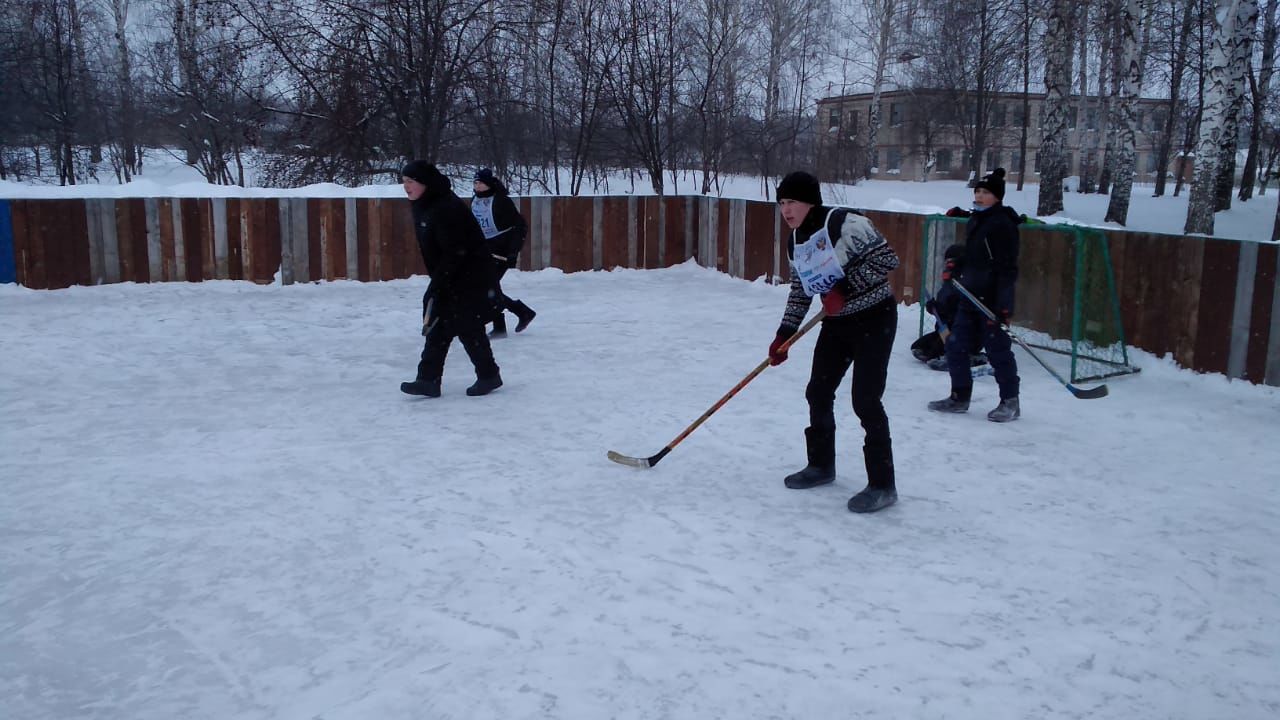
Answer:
[
  {"left": 1186, "top": 0, "right": 1258, "bottom": 233},
  {"left": 1212, "top": 0, "right": 1259, "bottom": 208},
  {"left": 1238, "top": 0, "right": 1277, "bottom": 200},
  {"left": 1038, "top": 0, "right": 1077, "bottom": 214},
  {"left": 1105, "top": 0, "right": 1147, "bottom": 223}
]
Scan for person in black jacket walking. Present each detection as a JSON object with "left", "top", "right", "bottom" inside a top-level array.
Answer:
[
  {"left": 767, "top": 171, "right": 902, "bottom": 513},
  {"left": 471, "top": 168, "right": 536, "bottom": 337},
  {"left": 399, "top": 161, "right": 503, "bottom": 398},
  {"left": 929, "top": 168, "right": 1021, "bottom": 421}
]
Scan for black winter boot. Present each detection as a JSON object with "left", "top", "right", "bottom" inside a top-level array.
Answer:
[
  {"left": 511, "top": 300, "right": 537, "bottom": 333},
  {"left": 847, "top": 486, "right": 898, "bottom": 513},
  {"left": 400, "top": 378, "right": 441, "bottom": 397},
  {"left": 489, "top": 313, "right": 508, "bottom": 338},
  {"left": 848, "top": 444, "right": 897, "bottom": 513},
  {"left": 784, "top": 427, "right": 836, "bottom": 489},
  {"left": 927, "top": 386, "right": 971, "bottom": 413},
  {"left": 987, "top": 396, "right": 1020, "bottom": 423},
  {"left": 466, "top": 372, "right": 504, "bottom": 396}
]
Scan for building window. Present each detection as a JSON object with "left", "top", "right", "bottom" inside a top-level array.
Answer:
[
  {"left": 1011, "top": 151, "right": 1022, "bottom": 170},
  {"left": 936, "top": 149, "right": 953, "bottom": 172},
  {"left": 1146, "top": 153, "right": 1160, "bottom": 173},
  {"left": 887, "top": 147, "right": 902, "bottom": 171},
  {"left": 986, "top": 150, "right": 1001, "bottom": 170},
  {"left": 1032, "top": 152, "right": 1040, "bottom": 173},
  {"left": 829, "top": 108, "right": 840, "bottom": 129},
  {"left": 1068, "top": 108, "right": 1078, "bottom": 129},
  {"left": 1011, "top": 104, "right": 1026, "bottom": 127},
  {"left": 1085, "top": 108, "right": 1098, "bottom": 130},
  {"left": 847, "top": 110, "right": 860, "bottom": 133},
  {"left": 992, "top": 103, "right": 1006, "bottom": 127},
  {"left": 889, "top": 103, "right": 903, "bottom": 126},
  {"left": 1134, "top": 110, "right": 1144, "bottom": 132},
  {"left": 1151, "top": 109, "right": 1166, "bottom": 132},
  {"left": 869, "top": 150, "right": 880, "bottom": 172}
]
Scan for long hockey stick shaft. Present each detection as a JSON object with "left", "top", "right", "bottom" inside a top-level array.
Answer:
[
  {"left": 607, "top": 310, "right": 826, "bottom": 468},
  {"left": 950, "top": 279, "right": 1106, "bottom": 399},
  {"left": 662, "top": 310, "right": 826, "bottom": 451}
]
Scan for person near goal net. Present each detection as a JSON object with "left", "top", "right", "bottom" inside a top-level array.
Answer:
[
  {"left": 470, "top": 168, "right": 536, "bottom": 337},
  {"left": 767, "top": 171, "right": 901, "bottom": 514},
  {"left": 928, "top": 167, "right": 1022, "bottom": 422},
  {"left": 398, "top": 161, "right": 503, "bottom": 398}
]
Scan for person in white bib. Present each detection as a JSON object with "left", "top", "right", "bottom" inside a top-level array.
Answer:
[
  {"left": 471, "top": 168, "right": 536, "bottom": 337},
  {"left": 767, "top": 171, "right": 901, "bottom": 513}
]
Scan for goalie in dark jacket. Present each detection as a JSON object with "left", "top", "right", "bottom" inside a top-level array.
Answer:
[{"left": 929, "top": 168, "right": 1021, "bottom": 422}]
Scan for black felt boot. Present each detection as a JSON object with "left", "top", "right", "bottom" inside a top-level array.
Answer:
[
  {"left": 489, "top": 313, "right": 508, "bottom": 338},
  {"left": 511, "top": 300, "right": 537, "bottom": 333},
  {"left": 466, "top": 372, "right": 504, "bottom": 396},
  {"left": 784, "top": 427, "right": 836, "bottom": 489},
  {"left": 400, "top": 378, "right": 441, "bottom": 397},
  {"left": 847, "top": 445, "right": 897, "bottom": 513}
]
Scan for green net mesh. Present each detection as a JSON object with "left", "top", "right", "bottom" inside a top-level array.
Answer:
[{"left": 921, "top": 216, "right": 1140, "bottom": 383}]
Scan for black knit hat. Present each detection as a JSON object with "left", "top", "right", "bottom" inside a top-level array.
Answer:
[
  {"left": 975, "top": 167, "right": 1007, "bottom": 201},
  {"left": 474, "top": 167, "right": 498, "bottom": 186},
  {"left": 401, "top": 160, "right": 441, "bottom": 186},
  {"left": 776, "top": 171, "right": 823, "bottom": 206}
]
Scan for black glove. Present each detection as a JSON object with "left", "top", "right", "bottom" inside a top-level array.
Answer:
[{"left": 945, "top": 206, "right": 971, "bottom": 218}]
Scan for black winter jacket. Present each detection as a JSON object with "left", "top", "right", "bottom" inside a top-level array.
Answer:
[
  {"left": 957, "top": 205, "right": 1020, "bottom": 315},
  {"left": 411, "top": 174, "right": 491, "bottom": 303},
  {"left": 472, "top": 180, "right": 528, "bottom": 265}
]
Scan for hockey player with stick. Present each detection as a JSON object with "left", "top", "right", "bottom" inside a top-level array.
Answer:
[
  {"left": 399, "top": 161, "right": 504, "bottom": 398},
  {"left": 767, "top": 171, "right": 901, "bottom": 513},
  {"left": 928, "top": 168, "right": 1021, "bottom": 421}
]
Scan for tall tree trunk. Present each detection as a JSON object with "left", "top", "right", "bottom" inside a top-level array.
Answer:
[
  {"left": 1038, "top": 0, "right": 1077, "bottom": 215},
  {"left": 1239, "top": 0, "right": 1277, "bottom": 200},
  {"left": 1155, "top": 0, "right": 1194, "bottom": 197},
  {"left": 1213, "top": 0, "right": 1260, "bottom": 209},
  {"left": 1106, "top": 0, "right": 1145, "bottom": 224},
  {"left": 1077, "top": 2, "right": 1095, "bottom": 193},
  {"left": 1017, "top": 0, "right": 1031, "bottom": 191},
  {"left": 1187, "top": 0, "right": 1255, "bottom": 234}
]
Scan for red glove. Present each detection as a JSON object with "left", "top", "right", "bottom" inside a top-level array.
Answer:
[
  {"left": 768, "top": 332, "right": 792, "bottom": 366},
  {"left": 945, "top": 206, "right": 971, "bottom": 218},
  {"left": 821, "top": 287, "right": 846, "bottom": 316},
  {"left": 988, "top": 308, "right": 1012, "bottom": 328}
]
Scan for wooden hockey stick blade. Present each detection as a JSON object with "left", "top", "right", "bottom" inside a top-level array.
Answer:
[
  {"left": 1068, "top": 383, "right": 1109, "bottom": 399},
  {"left": 607, "top": 447, "right": 670, "bottom": 469}
]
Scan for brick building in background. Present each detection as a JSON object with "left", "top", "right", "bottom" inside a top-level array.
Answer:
[{"left": 816, "top": 89, "right": 1186, "bottom": 187}]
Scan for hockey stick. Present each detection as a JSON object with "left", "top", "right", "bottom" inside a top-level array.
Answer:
[
  {"left": 607, "top": 310, "right": 827, "bottom": 469},
  {"left": 950, "top": 279, "right": 1108, "bottom": 399}
]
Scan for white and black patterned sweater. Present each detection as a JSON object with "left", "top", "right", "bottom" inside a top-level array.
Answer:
[{"left": 778, "top": 207, "right": 900, "bottom": 336}]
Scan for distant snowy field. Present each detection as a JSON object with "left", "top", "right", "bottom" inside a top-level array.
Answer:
[
  {"left": 2, "top": 265, "right": 1278, "bottom": 719},
  {"left": 1, "top": 152, "right": 1274, "bottom": 242}
]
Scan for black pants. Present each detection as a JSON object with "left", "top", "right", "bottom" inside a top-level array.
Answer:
[
  {"left": 417, "top": 295, "right": 500, "bottom": 381},
  {"left": 805, "top": 297, "right": 897, "bottom": 459},
  {"left": 946, "top": 304, "right": 1019, "bottom": 399},
  {"left": 490, "top": 264, "right": 514, "bottom": 318}
]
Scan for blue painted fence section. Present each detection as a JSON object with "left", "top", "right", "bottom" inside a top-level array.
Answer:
[{"left": 0, "top": 200, "right": 14, "bottom": 284}]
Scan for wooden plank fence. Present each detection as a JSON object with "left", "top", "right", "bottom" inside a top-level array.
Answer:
[{"left": 1, "top": 196, "right": 1276, "bottom": 386}]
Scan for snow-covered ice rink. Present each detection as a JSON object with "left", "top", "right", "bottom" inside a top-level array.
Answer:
[{"left": 3, "top": 265, "right": 1278, "bottom": 719}]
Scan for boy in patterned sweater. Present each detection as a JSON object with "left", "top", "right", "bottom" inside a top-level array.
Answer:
[{"left": 767, "top": 171, "right": 901, "bottom": 513}]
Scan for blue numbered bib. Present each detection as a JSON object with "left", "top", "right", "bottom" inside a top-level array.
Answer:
[{"left": 791, "top": 209, "right": 843, "bottom": 296}]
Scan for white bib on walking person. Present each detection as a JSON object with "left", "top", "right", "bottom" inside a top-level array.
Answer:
[
  {"left": 791, "top": 207, "right": 844, "bottom": 296},
  {"left": 471, "top": 196, "right": 502, "bottom": 240}
]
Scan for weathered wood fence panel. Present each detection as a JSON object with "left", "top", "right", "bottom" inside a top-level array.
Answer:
[{"left": 2, "top": 195, "right": 1276, "bottom": 386}]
